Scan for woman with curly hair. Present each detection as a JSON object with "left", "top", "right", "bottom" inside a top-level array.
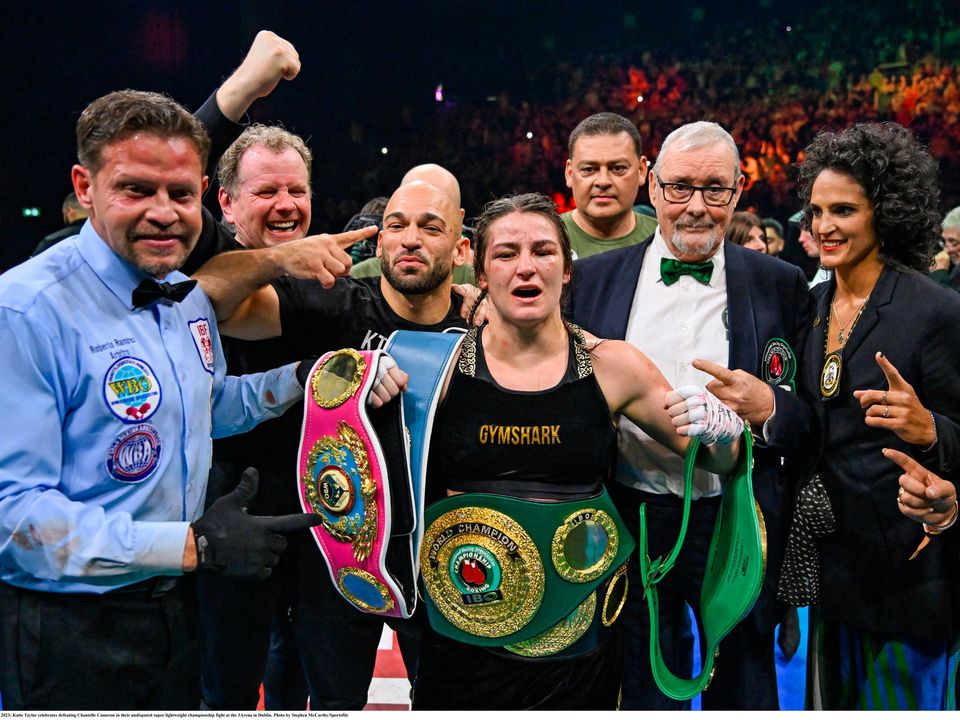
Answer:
[{"left": 784, "top": 122, "right": 960, "bottom": 710}]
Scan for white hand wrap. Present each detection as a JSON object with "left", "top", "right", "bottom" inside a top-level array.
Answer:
[
  {"left": 671, "top": 385, "right": 744, "bottom": 446},
  {"left": 368, "top": 353, "right": 398, "bottom": 407}
]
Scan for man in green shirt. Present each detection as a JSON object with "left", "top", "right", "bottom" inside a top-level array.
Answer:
[{"left": 563, "top": 112, "right": 658, "bottom": 259}]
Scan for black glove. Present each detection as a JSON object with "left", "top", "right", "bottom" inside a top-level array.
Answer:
[
  {"left": 191, "top": 467, "right": 322, "bottom": 579},
  {"left": 296, "top": 357, "right": 319, "bottom": 389}
]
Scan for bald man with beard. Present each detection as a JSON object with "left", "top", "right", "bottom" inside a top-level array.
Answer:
[
  {"left": 351, "top": 163, "right": 476, "bottom": 284},
  {"left": 193, "top": 177, "right": 471, "bottom": 709}
]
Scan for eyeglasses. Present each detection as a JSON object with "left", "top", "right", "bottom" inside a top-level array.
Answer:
[{"left": 654, "top": 174, "right": 737, "bottom": 207}]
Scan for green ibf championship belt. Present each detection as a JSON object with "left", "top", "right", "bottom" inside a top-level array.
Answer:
[
  {"left": 420, "top": 487, "right": 635, "bottom": 658},
  {"left": 639, "top": 429, "right": 766, "bottom": 700}
]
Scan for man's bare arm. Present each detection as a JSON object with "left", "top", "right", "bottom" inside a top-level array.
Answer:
[{"left": 193, "top": 225, "right": 378, "bottom": 329}]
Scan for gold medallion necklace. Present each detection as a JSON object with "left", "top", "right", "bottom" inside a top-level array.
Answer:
[{"left": 821, "top": 295, "right": 870, "bottom": 400}]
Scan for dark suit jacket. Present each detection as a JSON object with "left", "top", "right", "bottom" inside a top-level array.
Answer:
[
  {"left": 568, "top": 237, "right": 815, "bottom": 631},
  {"left": 800, "top": 267, "right": 960, "bottom": 642}
]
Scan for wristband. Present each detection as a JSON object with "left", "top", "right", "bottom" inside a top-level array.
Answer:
[
  {"left": 923, "top": 500, "right": 959, "bottom": 535},
  {"left": 921, "top": 411, "right": 938, "bottom": 453}
]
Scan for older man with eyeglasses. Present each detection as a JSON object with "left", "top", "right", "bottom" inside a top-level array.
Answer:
[{"left": 568, "top": 121, "right": 816, "bottom": 710}]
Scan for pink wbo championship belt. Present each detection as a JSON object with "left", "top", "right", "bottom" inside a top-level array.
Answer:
[{"left": 297, "top": 348, "right": 415, "bottom": 618}]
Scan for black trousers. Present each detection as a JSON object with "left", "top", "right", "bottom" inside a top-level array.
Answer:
[
  {"left": 610, "top": 484, "right": 780, "bottom": 710},
  {"left": 0, "top": 577, "right": 199, "bottom": 710},
  {"left": 413, "top": 628, "right": 623, "bottom": 710},
  {"left": 196, "top": 551, "right": 307, "bottom": 711},
  {"left": 291, "top": 532, "right": 422, "bottom": 710}
]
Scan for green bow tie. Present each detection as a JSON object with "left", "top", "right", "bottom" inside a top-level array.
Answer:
[{"left": 660, "top": 257, "right": 714, "bottom": 286}]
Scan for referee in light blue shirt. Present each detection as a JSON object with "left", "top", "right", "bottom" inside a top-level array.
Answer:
[{"left": 0, "top": 90, "right": 320, "bottom": 710}]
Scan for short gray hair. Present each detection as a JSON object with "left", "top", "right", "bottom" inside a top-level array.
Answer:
[
  {"left": 218, "top": 124, "right": 312, "bottom": 196},
  {"left": 653, "top": 121, "right": 741, "bottom": 180},
  {"left": 944, "top": 206, "right": 960, "bottom": 230}
]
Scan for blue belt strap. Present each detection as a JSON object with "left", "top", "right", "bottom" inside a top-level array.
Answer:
[{"left": 384, "top": 329, "right": 466, "bottom": 570}]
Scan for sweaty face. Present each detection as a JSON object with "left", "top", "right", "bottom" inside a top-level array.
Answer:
[
  {"left": 565, "top": 132, "right": 647, "bottom": 230},
  {"left": 650, "top": 141, "right": 743, "bottom": 262},
  {"left": 809, "top": 169, "right": 878, "bottom": 275},
  {"left": 377, "top": 182, "right": 466, "bottom": 295},
  {"left": 72, "top": 133, "right": 206, "bottom": 277},
  {"left": 479, "top": 211, "right": 570, "bottom": 328},
  {"left": 943, "top": 226, "right": 960, "bottom": 266},
  {"left": 220, "top": 145, "right": 311, "bottom": 248}
]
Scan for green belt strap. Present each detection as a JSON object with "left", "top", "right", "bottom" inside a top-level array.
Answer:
[
  {"left": 639, "top": 430, "right": 767, "bottom": 701},
  {"left": 421, "top": 487, "right": 635, "bottom": 648}
]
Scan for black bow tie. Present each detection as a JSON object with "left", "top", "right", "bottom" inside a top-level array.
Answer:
[{"left": 131, "top": 279, "right": 197, "bottom": 308}]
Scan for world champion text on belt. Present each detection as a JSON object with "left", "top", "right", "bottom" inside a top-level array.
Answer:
[{"left": 419, "top": 491, "right": 634, "bottom": 658}]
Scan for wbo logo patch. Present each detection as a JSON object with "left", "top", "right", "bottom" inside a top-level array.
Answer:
[
  {"left": 103, "top": 357, "right": 161, "bottom": 422},
  {"left": 188, "top": 318, "right": 215, "bottom": 375},
  {"left": 105, "top": 424, "right": 162, "bottom": 483},
  {"left": 762, "top": 338, "right": 796, "bottom": 390}
]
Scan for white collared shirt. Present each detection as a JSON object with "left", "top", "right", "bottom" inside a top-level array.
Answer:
[{"left": 617, "top": 229, "right": 729, "bottom": 498}]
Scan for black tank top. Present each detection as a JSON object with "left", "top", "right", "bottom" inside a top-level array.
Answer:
[{"left": 427, "top": 324, "right": 617, "bottom": 500}]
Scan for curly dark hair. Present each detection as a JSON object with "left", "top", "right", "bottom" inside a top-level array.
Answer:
[{"left": 796, "top": 123, "right": 941, "bottom": 273}]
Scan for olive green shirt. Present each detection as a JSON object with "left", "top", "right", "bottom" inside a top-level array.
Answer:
[{"left": 561, "top": 210, "right": 658, "bottom": 260}]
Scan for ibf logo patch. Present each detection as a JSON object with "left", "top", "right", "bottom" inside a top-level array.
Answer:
[
  {"left": 103, "top": 357, "right": 161, "bottom": 422},
  {"left": 188, "top": 318, "right": 215, "bottom": 375},
  {"left": 450, "top": 544, "right": 503, "bottom": 605},
  {"left": 105, "top": 424, "right": 162, "bottom": 483}
]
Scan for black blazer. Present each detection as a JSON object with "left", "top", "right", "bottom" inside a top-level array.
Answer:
[
  {"left": 568, "top": 237, "right": 816, "bottom": 631},
  {"left": 800, "top": 267, "right": 960, "bottom": 642}
]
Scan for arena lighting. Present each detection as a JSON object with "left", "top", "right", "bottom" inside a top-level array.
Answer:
[
  {"left": 381, "top": 147, "right": 389, "bottom": 155},
  {"left": 22, "top": 207, "right": 40, "bottom": 217},
  {"left": 637, "top": 94, "right": 644, "bottom": 102},
  {"left": 526, "top": 131, "right": 533, "bottom": 139},
  {"left": 786, "top": 25, "right": 792, "bottom": 31},
  {"left": 435, "top": 84, "right": 443, "bottom": 102}
]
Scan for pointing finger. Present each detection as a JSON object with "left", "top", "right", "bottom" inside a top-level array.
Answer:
[
  {"left": 882, "top": 448, "right": 924, "bottom": 478},
  {"left": 876, "top": 352, "right": 907, "bottom": 389},
  {"left": 692, "top": 359, "right": 734, "bottom": 385},
  {"left": 334, "top": 225, "right": 379, "bottom": 249},
  {"left": 266, "top": 512, "right": 325, "bottom": 534}
]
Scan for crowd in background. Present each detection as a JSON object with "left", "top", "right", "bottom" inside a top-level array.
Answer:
[{"left": 302, "top": 1, "right": 960, "bottom": 234}]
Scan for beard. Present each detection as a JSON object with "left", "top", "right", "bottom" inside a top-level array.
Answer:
[
  {"left": 670, "top": 219, "right": 723, "bottom": 259},
  {"left": 381, "top": 251, "right": 451, "bottom": 295}
]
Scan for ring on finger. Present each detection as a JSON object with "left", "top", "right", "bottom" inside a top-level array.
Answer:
[
  {"left": 882, "top": 405, "right": 890, "bottom": 419},
  {"left": 882, "top": 391, "right": 888, "bottom": 405},
  {"left": 897, "top": 486, "right": 904, "bottom": 504}
]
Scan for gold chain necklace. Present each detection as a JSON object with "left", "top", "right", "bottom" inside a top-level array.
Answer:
[{"left": 830, "top": 296, "right": 869, "bottom": 347}]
